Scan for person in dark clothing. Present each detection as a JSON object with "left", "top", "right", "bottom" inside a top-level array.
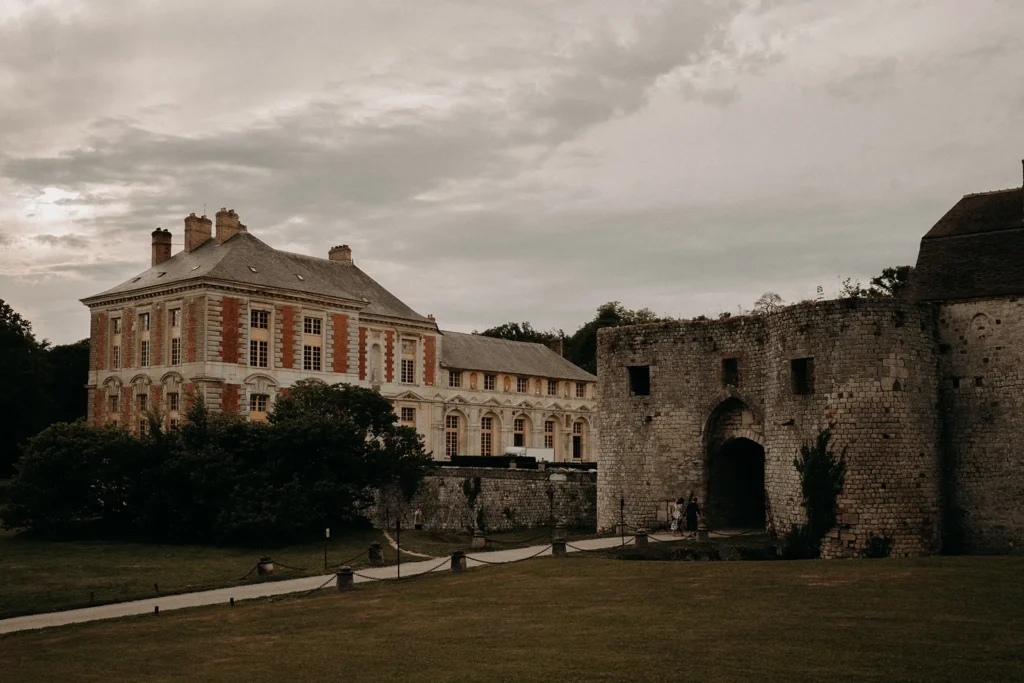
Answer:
[{"left": 684, "top": 495, "right": 701, "bottom": 538}]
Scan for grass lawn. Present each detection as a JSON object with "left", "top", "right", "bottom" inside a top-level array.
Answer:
[
  {"left": 2, "top": 555, "right": 1022, "bottom": 682},
  {"left": 0, "top": 527, "right": 411, "bottom": 620}
]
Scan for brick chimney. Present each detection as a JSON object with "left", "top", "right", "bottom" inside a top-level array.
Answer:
[
  {"left": 184, "top": 213, "right": 212, "bottom": 252},
  {"left": 151, "top": 228, "right": 172, "bottom": 266},
  {"left": 215, "top": 208, "right": 245, "bottom": 243},
  {"left": 329, "top": 244, "right": 353, "bottom": 263}
]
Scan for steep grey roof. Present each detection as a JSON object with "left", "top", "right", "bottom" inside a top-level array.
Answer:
[
  {"left": 83, "top": 232, "right": 432, "bottom": 324},
  {"left": 440, "top": 330, "right": 596, "bottom": 382},
  {"left": 912, "top": 187, "right": 1024, "bottom": 302}
]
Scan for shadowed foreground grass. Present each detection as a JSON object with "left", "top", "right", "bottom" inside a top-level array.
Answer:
[{"left": 3, "top": 555, "right": 1022, "bottom": 683}]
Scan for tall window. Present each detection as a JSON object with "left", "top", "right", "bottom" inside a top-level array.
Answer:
[
  {"left": 140, "top": 340, "right": 150, "bottom": 367},
  {"left": 513, "top": 418, "right": 525, "bottom": 447},
  {"left": 400, "top": 339, "right": 417, "bottom": 385},
  {"left": 137, "top": 394, "right": 148, "bottom": 413},
  {"left": 400, "top": 407, "right": 415, "bottom": 424},
  {"left": 169, "top": 309, "right": 180, "bottom": 328},
  {"left": 572, "top": 421, "right": 584, "bottom": 460},
  {"left": 544, "top": 420, "right": 554, "bottom": 449},
  {"left": 303, "top": 345, "right": 322, "bottom": 371},
  {"left": 112, "top": 345, "right": 121, "bottom": 369},
  {"left": 445, "top": 414, "right": 460, "bottom": 458},
  {"left": 723, "top": 358, "right": 739, "bottom": 387},
  {"left": 250, "top": 340, "right": 269, "bottom": 368},
  {"left": 112, "top": 317, "right": 122, "bottom": 335},
  {"left": 170, "top": 338, "right": 181, "bottom": 365},
  {"left": 110, "top": 316, "right": 122, "bottom": 369},
  {"left": 547, "top": 380, "right": 557, "bottom": 396},
  {"left": 516, "top": 377, "right": 528, "bottom": 393},
  {"left": 109, "top": 394, "right": 119, "bottom": 415},
  {"left": 480, "top": 416, "right": 493, "bottom": 456},
  {"left": 303, "top": 317, "right": 322, "bottom": 335},
  {"left": 484, "top": 374, "right": 496, "bottom": 391},
  {"left": 168, "top": 392, "right": 179, "bottom": 412},
  {"left": 139, "top": 312, "right": 150, "bottom": 331},
  {"left": 449, "top": 370, "right": 462, "bottom": 388},
  {"left": 576, "top": 382, "right": 586, "bottom": 399},
  {"left": 792, "top": 358, "right": 814, "bottom": 395},
  {"left": 138, "top": 312, "right": 151, "bottom": 367},
  {"left": 251, "top": 310, "right": 269, "bottom": 329}
]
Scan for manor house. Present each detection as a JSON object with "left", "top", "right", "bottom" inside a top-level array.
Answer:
[
  {"left": 598, "top": 168, "right": 1024, "bottom": 557},
  {"left": 82, "top": 210, "right": 597, "bottom": 462}
]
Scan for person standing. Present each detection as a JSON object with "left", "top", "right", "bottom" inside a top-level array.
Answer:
[
  {"left": 684, "top": 495, "right": 701, "bottom": 538},
  {"left": 671, "top": 498, "right": 684, "bottom": 535}
]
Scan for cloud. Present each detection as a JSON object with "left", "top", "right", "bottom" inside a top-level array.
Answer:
[{"left": 1, "top": 0, "right": 1023, "bottom": 344}]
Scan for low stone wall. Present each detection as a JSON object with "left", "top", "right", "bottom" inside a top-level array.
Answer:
[{"left": 369, "top": 466, "right": 597, "bottom": 533}]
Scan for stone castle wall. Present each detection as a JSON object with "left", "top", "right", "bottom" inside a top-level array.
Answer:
[
  {"left": 597, "top": 299, "right": 943, "bottom": 557},
  {"left": 938, "top": 298, "right": 1024, "bottom": 554},
  {"left": 368, "top": 466, "right": 597, "bottom": 533}
]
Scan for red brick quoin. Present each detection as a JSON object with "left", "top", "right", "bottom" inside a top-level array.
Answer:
[
  {"left": 280, "top": 305, "right": 295, "bottom": 369},
  {"left": 222, "top": 384, "right": 240, "bottom": 414},
  {"left": 385, "top": 331, "right": 395, "bottom": 383},
  {"left": 358, "top": 326, "right": 368, "bottom": 380},
  {"left": 423, "top": 335, "right": 436, "bottom": 386},
  {"left": 90, "top": 311, "right": 107, "bottom": 372}
]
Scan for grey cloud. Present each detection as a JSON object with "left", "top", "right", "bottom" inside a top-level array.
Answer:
[
  {"left": 32, "top": 234, "right": 90, "bottom": 249},
  {"left": 825, "top": 57, "right": 898, "bottom": 102}
]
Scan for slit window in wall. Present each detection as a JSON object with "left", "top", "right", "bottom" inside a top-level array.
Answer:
[
  {"left": 791, "top": 358, "right": 814, "bottom": 395},
  {"left": 722, "top": 358, "right": 739, "bottom": 387},
  {"left": 449, "top": 370, "right": 462, "bottom": 388},
  {"left": 627, "top": 366, "right": 650, "bottom": 396}
]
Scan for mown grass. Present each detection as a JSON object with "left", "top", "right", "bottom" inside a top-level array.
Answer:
[
  {"left": 2, "top": 555, "right": 1022, "bottom": 683},
  {"left": 0, "top": 526, "right": 409, "bottom": 619}
]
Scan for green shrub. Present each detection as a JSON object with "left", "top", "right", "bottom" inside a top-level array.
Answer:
[{"left": 791, "top": 426, "right": 847, "bottom": 556}]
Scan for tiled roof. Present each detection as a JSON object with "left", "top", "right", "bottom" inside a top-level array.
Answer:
[
  {"left": 82, "top": 232, "right": 433, "bottom": 324},
  {"left": 440, "top": 330, "right": 596, "bottom": 382},
  {"left": 912, "top": 187, "right": 1024, "bottom": 302}
]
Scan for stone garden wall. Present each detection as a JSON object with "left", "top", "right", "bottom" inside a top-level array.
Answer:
[{"left": 368, "top": 466, "right": 597, "bottom": 533}]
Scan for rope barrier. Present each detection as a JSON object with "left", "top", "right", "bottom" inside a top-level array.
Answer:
[
  {"left": 272, "top": 561, "right": 312, "bottom": 572},
  {"left": 468, "top": 544, "right": 554, "bottom": 566},
  {"left": 236, "top": 563, "right": 260, "bottom": 582},
  {"left": 483, "top": 531, "right": 552, "bottom": 547},
  {"left": 294, "top": 574, "right": 336, "bottom": 598}
]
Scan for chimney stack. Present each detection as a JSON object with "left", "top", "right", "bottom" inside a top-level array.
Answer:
[
  {"left": 215, "top": 208, "right": 245, "bottom": 243},
  {"left": 329, "top": 244, "right": 353, "bottom": 263},
  {"left": 151, "top": 228, "right": 172, "bottom": 266},
  {"left": 184, "top": 213, "right": 213, "bottom": 252}
]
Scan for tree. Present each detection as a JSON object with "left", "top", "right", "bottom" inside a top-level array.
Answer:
[
  {"left": 866, "top": 265, "right": 913, "bottom": 299},
  {"left": 0, "top": 299, "right": 53, "bottom": 477},
  {"left": 752, "top": 292, "right": 785, "bottom": 315},
  {"left": 563, "top": 302, "right": 673, "bottom": 374},
  {"left": 792, "top": 426, "right": 847, "bottom": 556},
  {"left": 45, "top": 339, "right": 90, "bottom": 425},
  {"left": 477, "top": 322, "right": 562, "bottom": 347}
]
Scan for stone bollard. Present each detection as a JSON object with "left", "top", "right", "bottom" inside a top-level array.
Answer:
[
  {"left": 635, "top": 529, "right": 649, "bottom": 547},
  {"left": 552, "top": 540, "right": 567, "bottom": 557},
  {"left": 368, "top": 541, "right": 384, "bottom": 566},
  {"left": 451, "top": 551, "right": 467, "bottom": 573},
  {"left": 615, "top": 523, "right": 626, "bottom": 537},
  {"left": 471, "top": 531, "right": 487, "bottom": 550},
  {"left": 552, "top": 522, "right": 567, "bottom": 543},
  {"left": 696, "top": 522, "right": 709, "bottom": 543},
  {"left": 336, "top": 566, "right": 354, "bottom": 591},
  {"left": 256, "top": 556, "right": 274, "bottom": 578}
]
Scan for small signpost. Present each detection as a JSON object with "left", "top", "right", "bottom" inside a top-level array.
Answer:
[{"left": 324, "top": 527, "right": 330, "bottom": 570}]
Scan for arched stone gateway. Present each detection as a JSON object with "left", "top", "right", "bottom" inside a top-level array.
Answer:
[{"left": 704, "top": 397, "right": 767, "bottom": 530}]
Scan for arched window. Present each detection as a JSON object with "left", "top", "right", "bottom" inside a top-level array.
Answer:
[
  {"left": 481, "top": 416, "right": 493, "bottom": 456},
  {"left": 445, "top": 413, "right": 460, "bottom": 458}
]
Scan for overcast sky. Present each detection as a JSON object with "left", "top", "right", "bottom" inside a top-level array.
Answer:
[{"left": 1, "top": 0, "right": 1022, "bottom": 344}]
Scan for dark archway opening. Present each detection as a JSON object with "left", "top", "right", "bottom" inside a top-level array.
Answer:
[{"left": 706, "top": 437, "right": 766, "bottom": 529}]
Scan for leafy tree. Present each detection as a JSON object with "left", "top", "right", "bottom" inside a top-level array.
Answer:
[
  {"left": 45, "top": 339, "right": 90, "bottom": 425},
  {"left": 0, "top": 299, "right": 53, "bottom": 477},
  {"left": 477, "top": 321, "right": 562, "bottom": 347},
  {"left": 866, "top": 265, "right": 913, "bottom": 299},
  {"left": 792, "top": 426, "right": 847, "bottom": 555},
  {"left": 839, "top": 277, "right": 866, "bottom": 299},
  {"left": 564, "top": 302, "right": 673, "bottom": 374}
]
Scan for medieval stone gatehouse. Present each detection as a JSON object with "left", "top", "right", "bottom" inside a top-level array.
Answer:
[{"left": 597, "top": 173, "right": 1024, "bottom": 557}]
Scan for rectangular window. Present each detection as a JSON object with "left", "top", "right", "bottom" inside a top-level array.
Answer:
[
  {"left": 445, "top": 414, "right": 459, "bottom": 458},
  {"left": 484, "top": 374, "right": 495, "bottom": 391},
  {"left": 251, "top": 309, "right": 269, "bottom": 329},
  {"left": 516, "top": 377, "right": 528, "bottom": 393},
  {"left": 138, "top": 394, "right": 148, "bottom": 413},
  {"left": 303, "top": 317, "right": 322, "bottom": 335},
  {"left": 139, "top": 419, "right": 148, "bottom": 435},
  {"left": 628, "top": 366, "right": 650, "bottom": 396},
  {"left": 139, "top": 312, "right": 150, "bottom": 331},
  {"left": 249, "top": 394, "right": 268, "bottom": 413},
  {"left": 449, "top": 370, "right": 462, "bottom": 388},
  {"left": 170, "top": 338, "right": 181, "bottom": 366},
  {"left": 169, "top": 309, "right": 180, "bottom": 328},
  {"left": 112, "top": 345, "right": 121, "bottom": 369},
  {"left": 303, "top": 345, "right": 322, "bottom": 371},
  {"left": 723, "top": 358, "right": 739, "bottom": 387},
  {"left": 544, "top": 420, "right": 554, "bottom": 450},
  {"left": 112, "top": 318, "right": 121, "bottom": 335},
  {"left": 168, "top": 392, "right": 179, "bottom": 412},
  {"left": 791, "top": 358, "right": 814, "bottom": 395},
  {"left": 513, "top": 418, "right": 525, "bottom": 448},
  {"left": 576, "top": 382, "right": 586, "bottom": 398},
  {"left": 547, "top": 380, "right": 557, "bottom": 396},
  {"left": 401, "top": 358, "right": 415, "bottom": 384},
  {"left": 480, "top": 416, "right": 492, "bottom": 456},
  {"left": 109, "top": 395, "right": 119, "bottom": 414},
  {"left": 400, "top": 407, "right": 415, "bottom": 424},
  {"left": 250, "top": 340, "right": 268, "bottom": 368},
  {"left": 169, "top": 418, "right": 178, "bottom": 429},
  {"left": 140, "top": 340, "right": 150, "bottom": 367}
]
